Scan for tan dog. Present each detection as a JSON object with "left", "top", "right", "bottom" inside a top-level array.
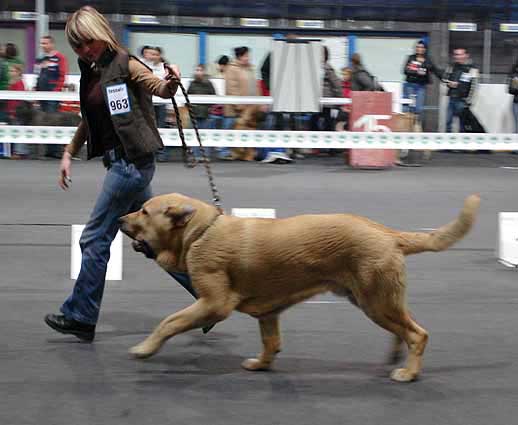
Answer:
[{"left": 119, "top": 193, "right": 480, "bottom": 382}]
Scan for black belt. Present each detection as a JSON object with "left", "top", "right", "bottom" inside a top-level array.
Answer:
[{"left": 102, "top": 146, "right": 154, "bottom": 169}]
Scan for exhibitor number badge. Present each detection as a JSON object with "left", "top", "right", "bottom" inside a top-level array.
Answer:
[{"left": 106, "top": 83, "right": 131, "bottom": 115}]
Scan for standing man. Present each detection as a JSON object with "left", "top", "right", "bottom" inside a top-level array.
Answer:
[
  {"left": 187, "top": 64, "right": 216, "bottom": 160},
  {"left": 443, "top": 47, "right": 478, "bottom": 133},
  {"left": 35, "top": 35, "right": 68, "bottom": 157}
]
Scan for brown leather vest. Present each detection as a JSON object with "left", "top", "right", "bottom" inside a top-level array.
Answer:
[{"left": 79, "top": 49, "right": 164, "bottom": 161}]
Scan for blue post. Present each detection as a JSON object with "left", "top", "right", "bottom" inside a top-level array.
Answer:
[
  {"left": 199, "top": 31, "right": 207, "bottom": 64},
  {"left": 348, "top": 35, "right": 356, "bottom": 66}
]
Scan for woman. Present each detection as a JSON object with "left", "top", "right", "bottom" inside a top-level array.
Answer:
[
  {"left": 350, "top": 53, "right": 382, "bottom": 92},
  {"left": 311, "top": 46, "right": 342, "bottom": 132},
  {"left": 402, "top": 40, "right": 442, "bottom": 125},
  {"left": 44, "top": 6, "right": 183, "bottom": 341},
  {"left": 223, "top": 46, "right": 258, "bottom": 161}
]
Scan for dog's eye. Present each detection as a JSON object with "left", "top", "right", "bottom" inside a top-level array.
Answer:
[{"left": 142, "top": 208, "right": 148, "bottom": 216}]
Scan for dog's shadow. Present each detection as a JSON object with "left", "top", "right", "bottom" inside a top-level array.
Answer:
[
  {"left": 46, "top": 311, "right": 512, "bottom": 401},
  {"left": 135, "top": 352, "right": 512, "bottom": 401}
]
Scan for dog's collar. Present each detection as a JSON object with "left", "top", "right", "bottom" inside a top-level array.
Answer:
[
  {"left": 189, "top": 212, "right": 223, "bottom": 246},
  {"left": 134, "top": 212, "right": 222, "bottom": 261}
]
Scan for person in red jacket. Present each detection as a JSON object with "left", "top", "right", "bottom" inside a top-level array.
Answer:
[
  {"left": 335, "top": 67, "right": 352, "bottom": 131},
  {"left": 35, "top": 35, "right": 68, "bottom": 158}
]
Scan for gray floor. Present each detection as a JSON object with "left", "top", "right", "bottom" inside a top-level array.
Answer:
[{"left": 1, "top": 153, "right": 518, "bottom": 425}]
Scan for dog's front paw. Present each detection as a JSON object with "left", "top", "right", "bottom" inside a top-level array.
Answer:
[
  {"left": 241, "top": 358, "right": 271, "bottom": 371},
  {"left": 129, "top": 342, "right": 158, "bottom": 359},
  {"left": 390, "top": 368, "right": 417, "bottom": 382}
]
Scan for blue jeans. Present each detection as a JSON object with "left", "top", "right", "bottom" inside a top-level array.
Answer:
[
  {"left": 61, "top": 158, "right": 156, "bottom": 325},
  {"left": 9, "top": 118, "right": 30, "bottom": 156},
  {"left": 446, "top": 98, "right": 467, "bottom": 133},
  {"left": 40, "top": 100, "right": 62, "bottom": 157},
  {"left": 403, "top": 82, "right": 426, "bottom": 118},
  {"left": 256, "top": 112, "right": 288, "bottom": 160},
  {"left": 216, "top": 117, "right": 235, "bottom": 158},
  {"left": 192, "top": 117, "right": 212, "bottom": 159}
]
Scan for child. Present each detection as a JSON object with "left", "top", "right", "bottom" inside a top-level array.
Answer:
[{"left": 6, "top": 63, "right": 29, "bottom": 159}]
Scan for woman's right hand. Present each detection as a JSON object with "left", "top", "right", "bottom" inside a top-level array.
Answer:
[{"left": 59, "top": 151, "right": 72, "bottom": 190}]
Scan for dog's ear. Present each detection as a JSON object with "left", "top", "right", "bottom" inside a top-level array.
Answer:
[{"left": 163, "top": 205, "right": 196, "bottom": 227}]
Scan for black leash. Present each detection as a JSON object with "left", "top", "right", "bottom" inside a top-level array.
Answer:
[{"left": 166, "top": 66, "right": 223, "bottom": 215}]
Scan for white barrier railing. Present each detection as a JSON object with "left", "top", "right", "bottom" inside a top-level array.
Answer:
[
  {"left": 1, "top": 126, "right": 518, "bottom": 150},
  {"left": 0, "top": 91, "right": 413, "bottom": 106}
]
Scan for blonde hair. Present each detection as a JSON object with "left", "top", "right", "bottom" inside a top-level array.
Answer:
[
  {"left": 10, "top": 63, "right": 24, "bottom": 75},
  {"left": 65, "top": 6, "right": 121, "bottom": 51}
]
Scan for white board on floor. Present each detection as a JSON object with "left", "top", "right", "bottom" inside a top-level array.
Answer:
[
  {"left": 497, "top": 212, "right": 518, "bottom": 268},
  {"left": 71, "top": 225, "right": 123, "bottom": 280},
  {"left": 231, "top": 208, "right": 276, "bottom": 219}
]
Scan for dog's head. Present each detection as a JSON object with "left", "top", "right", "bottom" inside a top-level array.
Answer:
[{"left": 119, "top": 193, "right": 218, "bottom": 269}]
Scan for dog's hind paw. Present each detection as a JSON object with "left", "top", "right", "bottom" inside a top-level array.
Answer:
[
  {"left": 241, "top": 358, "right": 271, "bottom": 371},
  {"left": 390, "top": 368, "right": 417, "bottom": 382}
]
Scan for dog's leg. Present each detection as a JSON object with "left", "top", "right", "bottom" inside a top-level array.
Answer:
[
  {"left": 366, "top": 306, "right": 428, "bottom": 382},
  {"left": 388, "top": 336, "right": 404, "bottom": 365},
  {"left": 130, "top": 296, "right": 237, "bottom": 359},
  {"left": 242, "top": 315, "right": 281, "bottom": 371}
]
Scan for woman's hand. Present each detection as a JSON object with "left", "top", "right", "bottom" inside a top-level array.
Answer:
[{"left": 59, "top": 151, "right": 72, "bottom": 190}]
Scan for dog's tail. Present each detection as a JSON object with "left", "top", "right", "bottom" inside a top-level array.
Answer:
[{"left": 397, "top": 194, "right": 480, "bottom": 256}]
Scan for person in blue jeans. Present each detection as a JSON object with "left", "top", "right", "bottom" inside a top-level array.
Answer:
[
  {"left": 443, "top": 48, "right": 478, "bottom": 133},
  {"left": 402, "top": 40, "right": 442, "bottom": 126},
  {"left": 43, "top": 6, "right": 199, "bottom": 342}
]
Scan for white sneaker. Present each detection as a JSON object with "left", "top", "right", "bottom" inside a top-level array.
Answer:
[{"left": 261, "top": 152, "right": 293, "bottom": 164}]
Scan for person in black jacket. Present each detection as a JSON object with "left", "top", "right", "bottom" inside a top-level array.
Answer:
[
  {"left": 350, "top": 53, "right": 383, "bottom": 92},
  {"left": 402, "top": 40, "right": 442, "bottom": 125},
  {"left": 509, "top": 61, "right": 518, "bottom": 134},
  {"left": 187, "top": 64, "right": 216, "bottom": 160},
  {"left": 443, "top": 48, "right": 479, "bottom": 133}
]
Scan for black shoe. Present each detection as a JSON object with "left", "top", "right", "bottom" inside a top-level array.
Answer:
[{"left": 44, "top": 314, "right": 96, "bottom": 342}]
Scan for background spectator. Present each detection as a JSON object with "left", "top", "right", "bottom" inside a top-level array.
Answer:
[
  {"left": 207, "top": 55, "right": 229, "bottom": 131},
  {"left": 351, "top": 53, "right": 383, "bottom": 92},
  {"left": 140, "top": 45, "right": 167, "bottom": 128},
  {"left": 0, "top": 44, "right": 8, "bottom": 123},
  {"left": 140, "top": 45, "right": 170, "bottom": 161},
  {"left": 402, "top": 40, "right": 442, "bottom": 127},
  {"left": 311, "top": 46, "right": 342, "bottom": 133},
  {"left": 335, "top": 66, "right": 352, "bottom": 131},
  {"left": 35, "top": 35, "right": 68, "bottom": 158},
  {"left": 259, "top": 35, "right": 294, "bottom": 164},
  {"left": 508, "top": 60, "right": 518, "bottom": 134},
  {"left": 1, "top": 43, "right": 24, "bottom": 123},
  {"left": 6, "top": 63, "right": 29, "bottom": 159},
  {"left": 222, "top": 46, "right": 257, "bottom": 160},
  {"left": 187, "top": 63, "right": 216, "bottom": 160},
  {"left": 443, "top": 47, "right": 478, "bottom": 133}
]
